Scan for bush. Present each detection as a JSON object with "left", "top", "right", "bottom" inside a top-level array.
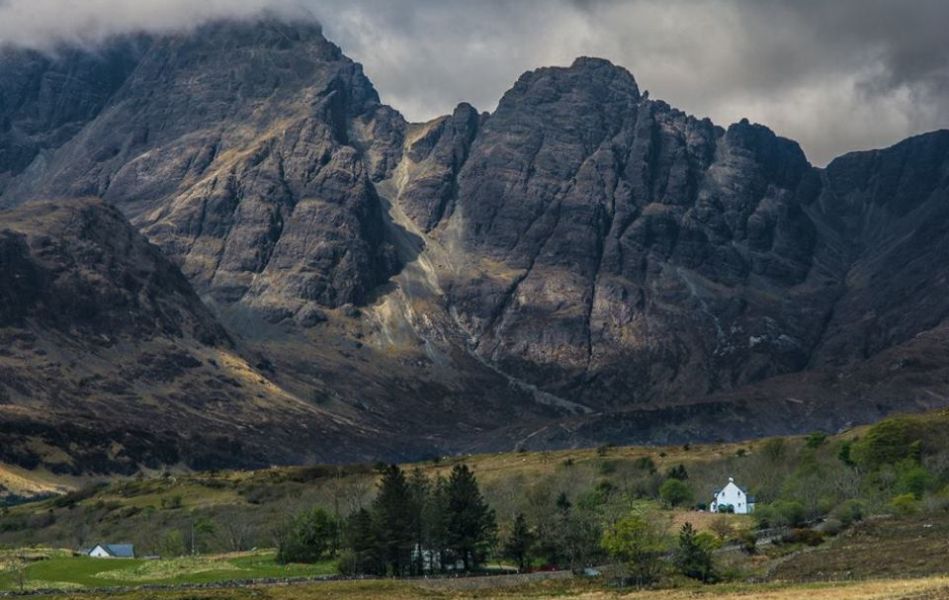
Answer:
[
  {"left": 762, "top": 438, "right": 786, "bottom": 462},
  {"left": 896, "top": 463, "right": 934, "bottom": 499},
  {"left": 805, "top": 432, "right": 828, "bottom": 449},
  {"left": 830, "top": 499, "right": 866, "bottom": 526},
  {"left": 852, "top": 418, "right": 915, "bottom": 469},
  {"left": 601, "top": 507, "right": 669, "bottom": 587},
  {"left": 598, "top": 460, "right": 617, "bottom": 475},
  {"left": 782, "top": 528, "right": 824, "bottom": 546},
  {"left": 160, "top": 495, "right": 183, "bottom": 510},
  {"left": 708, "top": 516, "right": 734, "bottom": 540},
  {"left": 633, "top": 456, "right": 657, "bottom": 474},
  {"left": 736, "top": 530, "right": 757, "bottom": 554},
  {"left": 596, "top": 444, "right": 614, "bottom": 457},
  {"left": 890, "top": 493, "right": 919, "bottom": 515},
  {"left": 838, "top": 440, "right": 856, "bottom": 466},
  {"left": 660, "top": 479, "right": 694, "bottom": 507},
  {"left": 757, "top": 500, "right": 806, "bottom": 528}
]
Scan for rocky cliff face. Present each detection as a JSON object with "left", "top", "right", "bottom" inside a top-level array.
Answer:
[
  {"left": 2, "top": 20, "right": 405, "bottom": 319},
  {"left": 2, "top": 18, "right": 949, "bottom": 472},
  {"left": 436, "top": 58, "right": 829, "bottom": 408}
]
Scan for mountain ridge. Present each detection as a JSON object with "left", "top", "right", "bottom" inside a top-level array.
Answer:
[{"left": 2, "top": 17, "right": 949, "bottom": 473}]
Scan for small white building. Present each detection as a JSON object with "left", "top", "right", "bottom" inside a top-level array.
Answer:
[
  {"left": 710, "top": 477, "right": 755, "bottom": 514},
  {"left": 86, "top": 544, "right": 135, "bottom": 559}
]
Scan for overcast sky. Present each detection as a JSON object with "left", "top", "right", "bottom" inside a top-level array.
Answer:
[{"left": 1, "top": 0, "right": 947, "bottom": 165}]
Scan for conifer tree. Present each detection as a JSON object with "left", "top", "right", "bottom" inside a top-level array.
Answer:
[
  {"left": 674, "top": 522, "right": 716, "bottom": 582},
  {"left": 445, "top": 464, "right": 497, "bottom": 570},
  {"left": 372, "top": 465, "right": 414, "bottom": 575},
  {"left": 342, "top": 508, "right": 380, "bottom": 575},
  {"left": 503, "top": 512, "right": 535, "bottom": 571}
]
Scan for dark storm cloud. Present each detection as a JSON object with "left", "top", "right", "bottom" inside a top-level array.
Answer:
[{"left": 1, "top": 0, "right": 947, "bottom": 165}]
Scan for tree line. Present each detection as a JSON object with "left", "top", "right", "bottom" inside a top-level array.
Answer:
[
  {"left": 277, "top": 463, "right": 498, "bottom": 575},
  {"left": 276, "top": 461, "right": 721, "bottom": 586}
]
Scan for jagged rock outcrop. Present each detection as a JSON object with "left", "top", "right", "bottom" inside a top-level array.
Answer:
[
  {"left": 0, "top": 38, "right": 148, "bottom": 195},
  {"left": 2, "top": 19, "right": 406, "bottom": 318},
  {"left": 2, "top": 18, "right": 949, "bottom": 472},
  {"left": 438, "top": 58, "right": 829, "bottom": 407}
]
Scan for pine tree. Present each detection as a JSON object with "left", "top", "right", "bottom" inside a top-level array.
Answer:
[
  {"left": 372, "top": 465, "right": 414, "bottom": 575},
  {"left": 556, "top": 491, "right": 572, "bottom": 516},
  {"left": 673, "top": 522, "right": 716, "bottom": 583},
  {"left": 667, "top": 464, "right": 689, "bottom": 480},
  {"left": 425, "top": 475, "right": 451, "bottom": 572},
  {"left": 503, "top": 512, "right": 534, "bottom": 571},
  {"left": 276, "top": 508, "right": 338, "bottom": 564},
  {"left": 445, "top": 464, "right": 498, "bottom": 571},
  {"left": 342, "top": 508, "right": 380, "bottom": 575},
  {"left": 407, "top": 467, "right": 431, "bottom": 574}
]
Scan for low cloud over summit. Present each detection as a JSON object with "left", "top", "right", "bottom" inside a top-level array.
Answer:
[{"left": 2, "top": 0, "right": 948, "bottom": 165}]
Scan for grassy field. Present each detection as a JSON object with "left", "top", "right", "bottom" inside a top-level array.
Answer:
[
  {"left": 3, "top": 409, "right": 949, "bottom": 598},
  {"left": 12, "top": 576, "right": 949, "bottom": 600},
  {"left": 0, "top": 551, "right": 335, "bottom": 591}
]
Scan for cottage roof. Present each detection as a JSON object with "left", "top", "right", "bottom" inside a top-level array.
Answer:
[
  {"left": 91, "top": 543, "right": 135, "bottom": 558},
  {"left": 712, "top": 477, "right": 754, "bottom": 501}
]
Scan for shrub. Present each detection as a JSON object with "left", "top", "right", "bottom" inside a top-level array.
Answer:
[
  {"left": 838, "top": 440, "right": 856, "bottom": 466},
  {"left": 890, "top": 493, "right": 920, "bottom": 515},
  {"left": 598, "top": 460, "right": 618, "bottom": 475},
  {"left": 601, "top": 507, "right": 669, "bottom": 587},
  {"left": 762, "top": 438, "right": 786, "bottom": 462},
  {"left": 782, "top": 528, "right": 824, "bottom": 546},
  {"left": 896, "top": 463, "right": 934, "bottom": 499},
  {"left": 805, "top": 432, "right": 828, "bottom": 449},
  {"left": 708, "top": 516, "right": 734, "bottom": 540},
  {"left": 757, "top": 500, "right": 806, "bottom": 527},
  {"left": 830, "top": 499, "right": 866, "bottom": 526},
  {"left": 633, "top": 456, "right": 657, "bottom": 474},
  {"left": 736, "top": 530, "right": 757, "bottom": 554},
  {"left": 852, "top": 418, "right": 915, "bottom": 469},
  {"left": 160, "top": 494, "right": 183, "bottom": 510},
  {"left": 660, "top": 479, "right": 694, "bottom": 507}
]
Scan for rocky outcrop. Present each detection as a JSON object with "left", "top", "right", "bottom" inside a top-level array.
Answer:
[
  {"left": 1, "top": 19, "right": 406, "bottom": 318},
  {"left": 0, "top": 38, "right": 148, "bottom": 196},
  {"left": 809, "top": 130, "right": 949, "bottom": 367},
  {"left": 438, "top": 58, "right": 829, "bottom": 407}
]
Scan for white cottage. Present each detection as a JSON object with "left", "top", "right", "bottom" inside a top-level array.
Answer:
[
  {"left": 710, "top": 477, "right": 755, "bottom": 514},
  {"left": 86, "top": 544, "right": 135, "bottom": 559}
]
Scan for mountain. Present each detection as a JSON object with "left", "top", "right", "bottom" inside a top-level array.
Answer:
[
  {"left": 0, "top": 198, "right": 413, "bottom": 474},
  {"left": 2, "top": 16, "right": 949, "bottom": 473}
]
